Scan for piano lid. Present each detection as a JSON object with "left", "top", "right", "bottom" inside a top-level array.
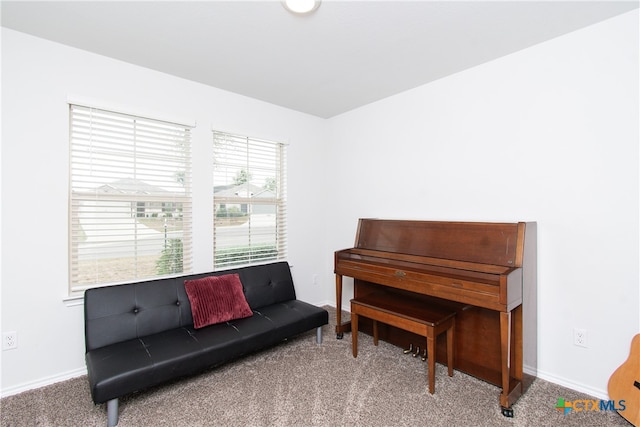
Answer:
[{"left": 354, "top": 219, "right": 525, "bottom": 268}]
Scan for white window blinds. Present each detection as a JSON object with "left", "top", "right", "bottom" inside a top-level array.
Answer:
[
  {"left": 213, "top": 131, "right": 287, "bottom": 269},
  {"left": 69, "top": 104, "right": 193, "bottom": 293}
]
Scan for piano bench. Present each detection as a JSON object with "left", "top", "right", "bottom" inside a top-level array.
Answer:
[{"left": 350, "top": 292, "right": 456, "bottom": 394}]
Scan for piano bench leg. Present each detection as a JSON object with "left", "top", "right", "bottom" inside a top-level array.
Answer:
[
  {"left": 351, "top": 313, "right": 359, "bottom": 358},
  {"left": 372, "top": 319, "right": 379, "bottom": 346},
  {"left": 425, "top": 316, "right": 455, "bottom": 394},
  {"left": 426, "top": 334, "right": 436, "bottom": 394}
]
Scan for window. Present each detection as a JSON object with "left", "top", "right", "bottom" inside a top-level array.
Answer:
[
  {"left": 69, "top": 104, "right": 192, "bottom": 293},
  {"left": 213, "top": 131, "right": 287, "bottom": 268}
]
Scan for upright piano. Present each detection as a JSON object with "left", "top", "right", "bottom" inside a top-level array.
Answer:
[{"left": 334, "top": 219, "right": 537, "bottom": 415}]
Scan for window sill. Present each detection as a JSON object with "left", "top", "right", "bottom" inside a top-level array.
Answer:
[{"left": 63, "top": 295, "right": 84, "bottom": 307}]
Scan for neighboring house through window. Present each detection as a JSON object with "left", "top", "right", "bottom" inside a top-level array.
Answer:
[
  {"left": 213, "top": 130, "right": 287, "bottom": 268},
  {"left": 69, "top": 104, "right": 193, "bottom": 294}
]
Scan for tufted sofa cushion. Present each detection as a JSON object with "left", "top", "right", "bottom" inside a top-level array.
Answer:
[{"left": 236, "top": 261, "right": 296, "bottom": 308}]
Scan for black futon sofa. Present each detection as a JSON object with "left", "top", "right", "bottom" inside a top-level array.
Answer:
[{"left": 84, "top": 261, "right": 328, "bottom": 426}]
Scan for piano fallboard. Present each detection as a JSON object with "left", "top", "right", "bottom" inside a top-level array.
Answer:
[{"left": 335, "top": 248, "right": 523, "bottom": 312}]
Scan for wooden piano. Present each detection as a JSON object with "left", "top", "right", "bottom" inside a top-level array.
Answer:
[{"left": 334, "top": 219, "right": 537, "bottom": 416}]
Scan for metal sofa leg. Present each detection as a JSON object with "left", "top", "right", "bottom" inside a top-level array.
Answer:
[
  {"left": 107, "top": 398, "right": 119, "bottom": 427},
  {"left": 316, "top": 326, "right": 323, "bottom": 344}
]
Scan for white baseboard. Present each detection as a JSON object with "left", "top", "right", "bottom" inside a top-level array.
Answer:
[
  {"left": 0, "top": 367, "right": 87, "bottom": 399},
  {"left": 316, "top": 300, "right": 338, "bottom": 309},
  {"left": 534, "top": 368, "right": 608, "bottom": 401}
]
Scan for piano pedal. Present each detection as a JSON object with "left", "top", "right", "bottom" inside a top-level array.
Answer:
[
  {"left": 403, "top": 343, "right": 414, "bottom": 354},
  {"left": 412, "top": 346, "right": 421, "bottom": 358},
  {"left": 421, "top": 349, "right": 427, "bottom": 362}
]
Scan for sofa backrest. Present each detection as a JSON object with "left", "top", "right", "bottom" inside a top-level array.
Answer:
[{"left": 84, "top": 261, "right": 297, "bottom": 351}]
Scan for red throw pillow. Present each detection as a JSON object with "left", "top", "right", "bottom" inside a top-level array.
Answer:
[{"left": 184, "top": 274, "right": 253, "bottom": 329}]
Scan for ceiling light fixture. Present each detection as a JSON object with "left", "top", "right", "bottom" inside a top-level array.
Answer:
[{"left": 282, "top": 0, "right": 321, "bottom": 15}]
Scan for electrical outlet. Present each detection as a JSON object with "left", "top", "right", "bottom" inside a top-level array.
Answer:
[
  {"left": 574, "top": 328, "right": 588, "bottom": 348},
  {"left": 3, "top": 331, "right": 17, "bottom": 350}
]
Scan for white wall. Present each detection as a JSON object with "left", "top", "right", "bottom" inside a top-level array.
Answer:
[
  {"left": 0, "top": 28, "right": 329, "bottom": 395},
  {"left": 1, "top": 8, "right": 638, "bottom": 402},
  {"left": 326, "top": 10, "right": 639, "bottom": 399}
]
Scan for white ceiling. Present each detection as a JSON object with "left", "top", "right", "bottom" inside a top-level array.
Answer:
[{"left": 2, "top": 1, "right": 638, "bottom": 118}]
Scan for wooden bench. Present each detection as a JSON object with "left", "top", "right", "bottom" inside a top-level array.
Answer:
[{"left": 350, "top": 291, "right": 456, "bottom": 394}]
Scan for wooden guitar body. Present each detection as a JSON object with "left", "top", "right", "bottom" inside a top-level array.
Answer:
[{"left": 608, "top": 334, "right": 640, "bottom": 426}]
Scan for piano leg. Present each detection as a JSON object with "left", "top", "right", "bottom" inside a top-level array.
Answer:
[
  {"left": 336, "top": 274, "right": 344, "bottom": 339},
  {"left": 447, "top": 318, "right": 455, "bottom": 378},
  {"left": 335, "top": 274, "right": 352, "bottom": 339},
  {"left": 513, "top": 303, "right": 524, "bottom": 386},
  {"left": 500, "top": 311, "right": 514, "bottom": 417},
  {"left": 426, "top": 328, "right": 436, "bottom": 394},
  {"left": 499, "top": 306, "right": 524, "bottom": 417}
]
